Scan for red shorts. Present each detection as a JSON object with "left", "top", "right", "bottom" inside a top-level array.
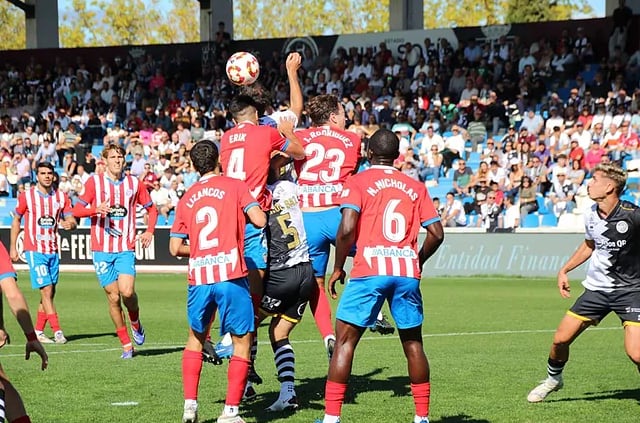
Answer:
[{"left": 0, "top": 242, "right": 17, "bottom": 280}]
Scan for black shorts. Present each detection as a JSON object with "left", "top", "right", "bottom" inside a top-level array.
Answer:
[
  {"left": 569, "top": 288, "right": 640, "bottom": 325},
  {"left": 260, "top": 262, "right": 314, "bottom": 323}
]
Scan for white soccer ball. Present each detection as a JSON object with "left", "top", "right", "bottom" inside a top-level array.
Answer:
[{"left": 225, "top": 52, "right": 260, "bottom": 86}]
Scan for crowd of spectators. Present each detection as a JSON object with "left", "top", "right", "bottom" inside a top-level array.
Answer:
[{"left": 1, "top": 19, "right": 639, "bottom": 228}]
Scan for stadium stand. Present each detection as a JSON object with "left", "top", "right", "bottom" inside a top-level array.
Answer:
[{"left": 0, "top": 18, "right": 638, "bottom": 230}]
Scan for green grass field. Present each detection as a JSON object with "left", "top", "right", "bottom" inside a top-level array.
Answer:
[{"left": 2, "top": 274, "right": 639, "bottom": 423}]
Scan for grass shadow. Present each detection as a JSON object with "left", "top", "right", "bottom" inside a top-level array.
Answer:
[
  {"left": 134, "top": 347, "right": 184, "bottom": 357},
  {"left": 64, "top": 332, "right": 116, "bottom": 342},
  {"left": 548, "top": 388, "right": 640, "bottom": 404},
  {"left": 242, "top": 367, "right": 413, "bottom": 422},
  {"left": 434, "top": 415, "right": 492, "bottom": 423}
]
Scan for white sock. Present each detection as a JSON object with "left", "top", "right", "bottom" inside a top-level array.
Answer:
[
  {"left": 323, "top": 414, "right": 340, "bottom": 423},
  {"left": 377, "top": 311, "right": 384, "bottom": 320},
  {"left": 223, "top": 405, "right": 238, "bottom": 416},
  {"left": 184, "top": 399, "right": 197, "bottom": 409},
  {"left": 414, "top": 415, "right": 429, "bottom": 423},
  {"left": 323, "top": 335, "right": 336, "bottom": 348},
  {"left": 221, "top": 332, "right": 232, "bottom": 346}
]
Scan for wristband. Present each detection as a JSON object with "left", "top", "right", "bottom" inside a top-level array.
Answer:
[{"left": 26, "top": 331, "right": 37, "bottom": 342}]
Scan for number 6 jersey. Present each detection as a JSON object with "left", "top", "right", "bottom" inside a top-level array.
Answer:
[{"left": 338, "top": 165, "right": 440, "bottom": 279}]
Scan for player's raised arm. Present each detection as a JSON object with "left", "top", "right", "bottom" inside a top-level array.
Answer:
[
  {"left": 278, "top": 118, "right": 305, "bottom": 160},
  {"left": 285, "top": 52, "right": 303, "bottom": 121}
]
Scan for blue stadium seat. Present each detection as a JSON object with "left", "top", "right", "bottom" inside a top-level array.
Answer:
[
  {"left": 521, "top": 213, "right": 540, "bottom": 228},
  {"left": 92, "top": 145, "right": 104, "bottom": 157},
  {"left": 540, "top": 213, "right": 558, "bottom": 227},
  {"left": 535, "top": 193, "right": 549, "bottom": 214},
  {"left": 620, "top": 193, "right": 636, "bottom": 204}
]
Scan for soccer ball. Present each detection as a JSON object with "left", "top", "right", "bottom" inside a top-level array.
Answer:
[{"left": 225, "top": 52, "right": 260, "bottom": 86}]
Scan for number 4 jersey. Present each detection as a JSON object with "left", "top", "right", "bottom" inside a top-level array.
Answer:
[
  {"left": 294, "top": 125, "right": 361, "bottom": 208},
  {"left": 170, "top": 174, "right": 260, "bottom": 285},
  {"left": 339, "top": 165, "right": 440, "bottom": 279},
  {"left": 220, "top": 121, "right": 290, "bottom": 211}
]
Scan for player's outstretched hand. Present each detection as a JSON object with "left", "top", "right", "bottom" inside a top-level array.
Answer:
[
  {"left": 557, "top": 271, "right": 571, "bottom": 298},
  {"left": 0, "top": 329, "right": 10, "bottom": 348},
  {"left": 328, "top": 269, "right": 346, "bottom": 299},
  {"left": 286, "top": 52, "right": 301, "bottom": 73},
  {"left": 277, "top": 117, "right": 296, "bottom": 136},
  {"left": 138, "top": 231, "right": 154, "bottom": 248},
  {"left": 26, "top": 340, "right": 48, "bottom": 371}
]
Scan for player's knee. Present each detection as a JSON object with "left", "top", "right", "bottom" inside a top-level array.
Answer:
[
  {"left": 119, "top": 286, "right": 136, "bottom": 300},
  {"left": 626, "top": 350, "right": 640, "bottom": 366}
]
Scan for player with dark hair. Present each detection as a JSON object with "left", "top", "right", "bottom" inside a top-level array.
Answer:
[
  {"left": 528, "top": 163, "right": 640, "bottom": 402},
  {"left": 248, "top": 153, "right": 315, "bottom": 411},
  {"left": 10, "top": 162, "right": 76, "bottom": 344},
  {"left": 318, "top": 128, "right": 444, "bottom": 423},
  {"left": 170, "top": 139, "right": 266, "bottom": 423},
  {"left": 72, "top": 144, "right": 158, "bottom": 359},
  {"left": 293, "top": 94, "right": 362, "bottom": 356},
  {"left": 0, "top": 240, "right": 49, "bottom": 423}
]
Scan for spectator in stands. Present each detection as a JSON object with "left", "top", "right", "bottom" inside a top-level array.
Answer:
[
  {"left": 13, "top": 151, "right": 31, "bottom": 187},
  {"left": 32, "top": 136, "right": 57, "bottom": 166},
  {"left": 501, "top": 195, "right": 520, "bottom": 229},
  {"left": 477, "top": 190, "right": 501, "bottom": 230},
  {"left": 441, "top": 191, "right": 467, "bottom": 227},
  {"left": 519, "top": 176, "right": 539, "bottom": 216},
  {"left": 441, "top": 125, "right": 467, "bottom": 175},
  {"left": 568, "top": 158, "right": 586, "bottom": 187},
  {"left": 452, "top": 159, "right": 474, "bottom": 196},
  {"left": 150, "top": 180, "right": 174, "bottom": 223},
  {"left": 58, "top": 172, "right": 72, "bottom": 195},
  {"left": 419, "top": 144, "right": 442, "bottom": 184},
  {"left": 547, "top": 171, "right": 576, "bottom": 217},
  {"left": 609, "top": 0, "right": 633, "bottom": 58},
  {"left": 584, "top": 140, "right": 607, "bottom": 175}
]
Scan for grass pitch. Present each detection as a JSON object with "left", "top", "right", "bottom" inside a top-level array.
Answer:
[{"left": 2, "top": 274, "right": 639, "bottom": 423}]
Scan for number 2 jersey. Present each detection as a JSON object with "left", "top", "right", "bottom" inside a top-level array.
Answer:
[
  {"left": 294, "top": 125, "right": 361, "bottom": 208},
  {"left": 219, "top": 121, "right": 290, "bottom": 211},
  {"left": 15, "top": 188, "right": 72, "bottom": 254},
  {"left": 583, "top": 200, "right": 640, "bottom": 292},
  {"left": 171, "top": 175, "right": 259, "bottom": 285},
  {"left": 338, "top": 165, "right": 440, "bottom": 279},
  {"left": 266, "top": 179, "right": 309, "bottom": 270}
]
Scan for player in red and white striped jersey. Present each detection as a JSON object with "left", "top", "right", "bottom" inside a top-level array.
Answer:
[
  {"left": 0, "top": 240, "right": 49, "bottom": 423},
  {"left": 169, "top": 140, "right": 266, "bottom": 423},
  {"left": 319, "top": 129, "right": 444, "bottom": 423},
  {"left": 219, "top": 96, "right": 304, "bottom": 316},
  {"left": 10, "top": 162, "right": 76, "bottom": 345},
  {"left": 292, "top": 94, "right": 361, "bottom": 354},
  {"left": 72, "top": 144, "right": 158, "bottom": 359}
]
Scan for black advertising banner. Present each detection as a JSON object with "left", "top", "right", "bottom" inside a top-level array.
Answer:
[{"left": 0, "top": 227, "right": 184, "bottom": 266}]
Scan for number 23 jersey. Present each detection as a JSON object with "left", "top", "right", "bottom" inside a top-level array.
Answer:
[
  {"left": 339, "top": 165, "right": 440, "bottom": 279},
  {"left": 294, "top": 126, "right": 361, "bottom": 207}
]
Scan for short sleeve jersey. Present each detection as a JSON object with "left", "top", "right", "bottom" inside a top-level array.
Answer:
[
  {"left": 77, "top": 174, "right": 153, "bottom": 252},
  {"left": 266, "top": 180, "right": 309, "bottom": 270},
  {"left": 170, "top": 175, "right": 259, "bottom": 285},
  {"left": 15, "top": 188, "right": 72, "bottom": 254},
  {"left": 583, "top": 200, "right": 640, "bottom": 292},
  {"left": 294, "top": 126, "right": 361, "bottom": 207},
  {"left": 339, "top": 165, "right": 440, "bottom": 279},
  {"left": 219, "top": 122, "right": 289, "bottom": 211},
  {"left": 0, "top": 241, "right": 17, "bottom": 279}
]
